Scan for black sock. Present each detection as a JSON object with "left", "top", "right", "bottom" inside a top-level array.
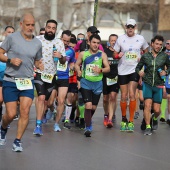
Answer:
[
  {"left": 14, "top": 138, "right": 21, "bottom": 143},
  {"left": 91, "top": 110, "right": 95, "bottom": 118},
  {"left": 84, "top": 109, "right": 91, "bottom": 127},
  {"left": 122, "top": 116, "right": 127, "bottom": 122}
]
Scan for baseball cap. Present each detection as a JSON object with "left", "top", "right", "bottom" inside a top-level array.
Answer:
[
  {"left": 87, "top": 26, "right": 100, "bottom": 33},
  {"left": 126, "top": 19, "right": 136, "bottom": 26}
]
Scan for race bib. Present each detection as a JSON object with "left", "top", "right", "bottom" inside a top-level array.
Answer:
[
  {"left": 57, "top": 61, "right": 68, "bottom": 71},
  {"left": 69, "top": 68, "right": 74, "bottom": 77},
  {"left": 15, "top": 78, "right": 33, "bottom": 90},
  {"left": 85, "top": 64, "right": 99, "bottom": 76},
  {"left": 106, "top": 76, "right": 118, "bottom": 86},
  {"left": 125, "top": 51, "right": 138, "bottom": 64},
  {"left": 41, "top": 73, "right": 54, "bottom": 83}
]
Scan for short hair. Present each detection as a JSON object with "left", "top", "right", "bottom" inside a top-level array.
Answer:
[
  {"left": 46, "top": 19, "right": 58, "bottom": 27},
  {"left": 77, "top": 33, "right": 85, "bottom": 37},
  {"left": 5, "top": 26, "right": 15, "bottom": 31},
  {"left": 61, "top": 30, "right": 71, "bottom": 37},
  {"left": 152, "top": 35, "right": 164, "bottom": 43},
  {"left": 20, "top": 13, "right": 34, "bottom": 22},
  {"left": 70, "top": 38, "right": 77, "bottom": 44},
  {"left": 89, "top": 34, "right": 101, "bottom": 42},
  {"left": 40, "top": 27, "right": 45, "bottom": 32},
  {"left": 71, "top": 33, "right": 76, "bottom": 40},
  {"left": 109, "top": 34, "right": 118, "bottom": 41}
]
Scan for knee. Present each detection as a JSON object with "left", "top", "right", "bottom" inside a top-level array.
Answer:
[
  {"left": 103, "top": 96, "right": 109, "bottom": 103},
  {"left": 38, "top": 95, "right": 45, "bottom": 102}
]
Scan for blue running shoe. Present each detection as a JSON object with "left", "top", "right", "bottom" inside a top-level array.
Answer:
[
  {"left": 0, "top": 129, "right": 7, "bottom": 145},
  {"left": 42, "top": 116, "right": 47, "bottom": 124},
  {"left": 54, "top": 123, "right": 61, "bottom": 132},
  {"left": 89, "top": 122, "right": 93, "bottom": 131},
  {"left": 46, "top": 110, "right": 53, "bottom": 120},
  {"left": 12, "top": 140, "right": 23, "bottom": 152},
  {"left": 84, "top": 127, "right": 91, "bottom": 137},
  {"left": 33, "top": 125, "right": 43, "bottom": 136}
]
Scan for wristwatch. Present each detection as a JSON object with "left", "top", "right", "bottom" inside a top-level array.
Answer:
[{"left": 7, "top": 58, "right": 11, "bottom": 64}]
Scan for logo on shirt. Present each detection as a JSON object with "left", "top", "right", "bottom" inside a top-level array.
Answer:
[{"left": 95, "top": 57, "right": 99, "bottom": 60}]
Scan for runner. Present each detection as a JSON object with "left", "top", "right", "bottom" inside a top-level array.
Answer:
[
  {"left": 114, "top": 19, "right": 149, "bottom": 132},
  {"left": 0, "top": 13, "right": 43, "bottom": 152},
  {"left": 75, "top": 34, "right": 110, "bottom": 137},
  {"left": 136, "top": 35, "right": 170, "bottom": 135}
]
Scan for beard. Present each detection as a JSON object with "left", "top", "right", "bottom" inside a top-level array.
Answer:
[{"left": 44, "top": 31, "right": 55, "bottom": 40}]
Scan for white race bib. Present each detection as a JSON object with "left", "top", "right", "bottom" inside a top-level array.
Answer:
[
  {"left": 85, "top": 64, "right": 99, "bottom": 76},
  {"left": 15, "top": 78, "right": 33, "bottom": 90},
  {"left": 57, "top": 61, "right": 68, "bottom": 71},
  {"left": 125, "top": 51, "right": 138, "bottom": 65},
  {"left": 41, "top": 73, "right": 54, "bottom": 83},
  {"left": 106, "top": 76, "right": 118, "bottom": 86}
]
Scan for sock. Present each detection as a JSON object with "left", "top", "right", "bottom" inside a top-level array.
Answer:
[
  {"left": 84, "top": 109, "right": 91, "bottom": 127},
  {"left": 65, "top": 104, "right": 72, "bottom": 120},
  {"left": 1, "top": 125, "right": 7, "bottom": 139},
  {"left": 70, "top": 106, "right": 75, "bottom": 120},
  {"left": 129, "top": 100, "right": 136, "bottom": 122},
  {"left": 36, "top": 120, "right": 42, "bottom": 126},
  {"left": 146, "top": 124, "right": 151, "bottom": 129},
  {"left": 78, "top": 104, "right": 85, "bottom": 119},
  {"left": 0, "top": 106, "right": 2, "bottom": 122},
  {"left": 160, "top": 99, "right": 167, "bottom": 118},
  {"left": 169, "top": 114, "right": 170, "bottom": 120},
  {"left": 120, "top": 101, "right": 127, "bottom": 118},
  {"left": 91, "top": 110, "right": 95, "bottom": 118}
]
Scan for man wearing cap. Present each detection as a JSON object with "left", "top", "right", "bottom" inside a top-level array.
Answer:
[
  {"left": 74, "top": 26, "right": 104, "bottom": 52},
  {"left": 114, "top": 19, "right": 149, "bottom": 132}
]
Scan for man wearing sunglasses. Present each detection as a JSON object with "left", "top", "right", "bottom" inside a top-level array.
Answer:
[{"left": 114, "top": 19, "right": 149, "bottom": 132}]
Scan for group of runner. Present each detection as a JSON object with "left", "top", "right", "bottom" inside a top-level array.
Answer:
[{"left": 0, "top": 13, "right": 170, "bottom": 152}]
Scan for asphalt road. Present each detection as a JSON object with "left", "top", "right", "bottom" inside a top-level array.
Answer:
[{"left": 0, "top": 96, "right": 170, "bottom": 170}]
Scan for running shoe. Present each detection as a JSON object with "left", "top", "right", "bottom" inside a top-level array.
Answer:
[
  {"left": 62, "top": 116, "right": 65, "bottom": 122},
  {"left": 152, "top": 115, "right": 158, "bottom": 130},
  {"left": 167, "top": 119, "right": 170, "bottom": 126},
  {"left": 42, "top": 115, "right": 47, "bottom": 124},
  {"left": 12, "top": 140, "right": 23, "bottom": 152},
  {"left": 120, "top": 121, "right": 127, "bottom": 132},
  {"left": 160, "top": 117, "right": 166, "bottom": 123},
  {"left": 54, "top": 123, "right": 61, "bottom": 132},
  {"left": 63, "top": 120, "right": 71, "bottom": 129},
  {"left": 79, "top": 118, "right": 85, "bottom": 130},
  {"left": 127, "top": 122, "right": 134, "bottom": 132},
  {"left": 103, "top": 114, "right": 108, "bottom": 127},
  {"left": 144, "top": 128, "right": 152, "bottom": 136},
  {"left": 89, "top": 122, "right": 93, "bottom": 131},
  {"left": 13, "top": 115, "right": 19, "bottom": 120},
  {"left": 0, "top": 129, "right": 7, "bottom": 145},
  {"left": 46, "top": 110, "right": 53, "bottom": 120},
  {"left": 107, "top": 120, "right": 113, "bottom": 128},
  {"left": 112, "top": 115, "right": 116, "bottom": 123},
  {"left": 33, "top": 125, "right": 43, "bottom": 136},
  {"left": 134, "top": 112, "right": 139, "bottom": 119},
  {"left": 84, "top": 127, "right": 91, "bottom": 137}
]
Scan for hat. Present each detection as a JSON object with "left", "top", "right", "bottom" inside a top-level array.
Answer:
[
  {"left": 87, "top": 26, "right": 100, "bottom": 33},
  {"left": 126, "top": 19, "right": 136, "bottom": 26}
]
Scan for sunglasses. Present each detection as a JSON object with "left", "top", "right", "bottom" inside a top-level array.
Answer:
[
  {"left": 127, "top": 25, "right": 135, "bottom": 29},
  {"left": 77, "top": 38, "right": 84, "bottom": 41},
  {"left": 166, "top": 42, "right": 170, "bottom": 45}
]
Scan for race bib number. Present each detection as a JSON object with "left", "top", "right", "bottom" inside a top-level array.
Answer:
[
  {"left": 125, "top": 51, "right": 138, "bottom": 64},
  {"left": 41, "top": 73, "right": 54, "bottom": 83},
  {"left": 69, "top": 68, "right": 74, "bottom": 77},
  {"left": 15, "top": 78, "right": 33, "bottom": 90},
  {"left": 85, "top": 64, "right": 99, "bottom": 76},
  {"left": 57, "top": 61, "right": 68, "bottom": 71},
  {"left": 106, "top": 76, "right": 118, "bottom": 86}
]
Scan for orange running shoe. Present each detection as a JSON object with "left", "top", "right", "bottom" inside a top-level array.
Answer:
[
  {"left": 107, "top": 120, "right": 113, "bottom": 128},
  {"left": 103, "top": 114, "right": 108, "bottom": 127}
]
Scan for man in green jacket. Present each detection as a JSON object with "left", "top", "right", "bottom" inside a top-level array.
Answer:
[{"left": 136, "top": 35, "right": 170, "bottom": 135}]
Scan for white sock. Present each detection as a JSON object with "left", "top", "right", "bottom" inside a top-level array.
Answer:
[
  {"left": 65, "top": 104, "right": 72, "bottom": 120},
  {"left": 168, "top": 114, "right": 170, "bottom": 120}
]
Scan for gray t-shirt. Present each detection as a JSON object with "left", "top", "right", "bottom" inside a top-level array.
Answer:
[{"left": 0, "top": 31, "right": 42, "bottom": 82}]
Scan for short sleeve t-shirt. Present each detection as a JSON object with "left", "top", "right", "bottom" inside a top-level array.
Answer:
[
  {"left": 114, "top": 34, "right": 148, "bottom": 75},
  {"left": 57, "top": 46, "right": 75, "bottom": 79},
  {"left": 36, "top": 35, "right": 66, "bottom": 75},
  {"left": 0, "top": 31, "right": 42, "bottom": 82}
]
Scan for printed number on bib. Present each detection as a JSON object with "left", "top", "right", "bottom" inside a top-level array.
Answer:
[
  {"left": 57, "top": 61, "right": 68, "bottom": 71},
  {"left": 106, "top": 76, "right": 118, "bottom": 86},
  {"left": 125, "top": 51, "right": 137, "bottom": 64},
  {"left": 15, "top": 78, "right": 33, "bottom": 90},
  {"left": 41, "top": 73, "right": 54, "bottom": 83},
  {"left": 86, "top": 64, "right": 99, "bottom": 76}
]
